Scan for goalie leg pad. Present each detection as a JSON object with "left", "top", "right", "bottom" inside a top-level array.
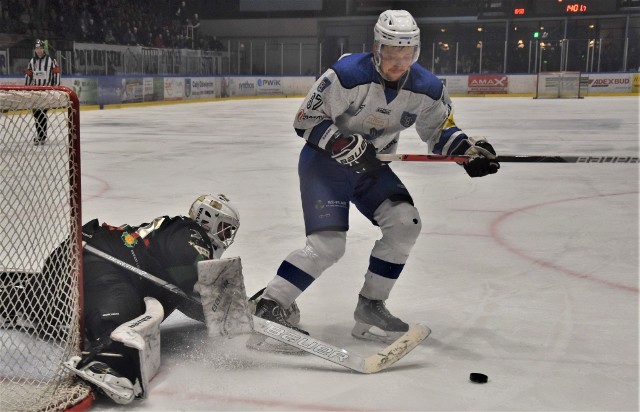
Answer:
[
  {"left": 194, "top": 257, "right": 253, "bottom": 337},
  {"left": 110, "top": 296, "right": 163, "bottom": 400}
]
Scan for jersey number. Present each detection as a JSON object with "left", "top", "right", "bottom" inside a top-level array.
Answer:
[{"left": 306, "top": 93, "right": 323, "bottom": 110}]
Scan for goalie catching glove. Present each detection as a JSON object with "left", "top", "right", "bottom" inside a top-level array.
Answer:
[
  {"left": 328, "top": 132, "right": 382, "bottom": 174},
  {"left": 453, "top": 137, "right": 500, "bottom": 178}
]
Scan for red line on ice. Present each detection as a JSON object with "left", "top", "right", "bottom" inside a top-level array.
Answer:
[{"left": 489, "top": 191, "right": 638, "bottom": 294}]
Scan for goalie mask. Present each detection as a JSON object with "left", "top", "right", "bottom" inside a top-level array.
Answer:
[
  {"left": 373, "top": 10, "right": 421, "bottom": 73},
  {"left": 189, "top": 194, "right": 240, "bottom": 258}
]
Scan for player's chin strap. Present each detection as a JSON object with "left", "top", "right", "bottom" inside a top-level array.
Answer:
[{"left": 377, "top": 70, "right": 411, "bottom": 92}]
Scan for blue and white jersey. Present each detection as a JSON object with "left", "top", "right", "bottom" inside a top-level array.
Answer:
[{"left": 294, "top": 52, "right": 467, "bottom": 155}]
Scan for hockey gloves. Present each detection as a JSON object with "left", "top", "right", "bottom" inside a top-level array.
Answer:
[
  {"left": 329, "top": 133, "right": 382, "bottom": 174},
  {"left": 455, "top": 138, "right": 500, "bottom": 178}
]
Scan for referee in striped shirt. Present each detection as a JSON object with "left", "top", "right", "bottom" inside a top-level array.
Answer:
[{"left": 25, "top": 39, "right": 60, "bottom": 145}]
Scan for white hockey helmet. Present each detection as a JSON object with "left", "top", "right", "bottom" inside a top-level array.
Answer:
[
  {"left": 189, "top": 194, "right": 240, "bottom": 257},
  {"left": 373, "top": 10, "right": 421, "bottom": 67}
]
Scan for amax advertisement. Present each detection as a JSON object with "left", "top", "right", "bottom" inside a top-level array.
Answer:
[{"left": 1, "top": 73, "right": 635, "bottom": 106}]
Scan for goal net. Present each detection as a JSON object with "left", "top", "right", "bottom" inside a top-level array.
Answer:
[
  {"left": 534, "top": 71, "right": 586, "bottom": 99},
  {"left": 0, "top": 86, "right": 92, "bottom": 411}
]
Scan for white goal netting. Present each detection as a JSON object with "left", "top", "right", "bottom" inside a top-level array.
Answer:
[
  {"left": 0, "top": 86, "right": 91, "bottom": 411},
  {"left": 534, "top": 71, "right": 586, "bottom": 99}
]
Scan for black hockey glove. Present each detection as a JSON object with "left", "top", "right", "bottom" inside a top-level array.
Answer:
[
  {"left": 329, "top": 133, "right": 382, "bottom": 174},
  {"left": 455, "top": 139, "right": 500, "bottom": 178}
]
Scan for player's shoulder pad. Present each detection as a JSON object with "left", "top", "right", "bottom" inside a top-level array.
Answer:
[
  {"left": 330, "top": 52, "right": 376, "bottom": 89},
  {"left": 403, "top": 64, "right": 445, "bottom": 101}
]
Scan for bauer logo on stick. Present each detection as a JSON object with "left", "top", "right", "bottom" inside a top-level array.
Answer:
[{"left": 262, "top": 324, "right": 349, "bottom": 362}]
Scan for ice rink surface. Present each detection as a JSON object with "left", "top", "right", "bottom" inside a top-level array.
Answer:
[{"left": 80, "top": 95, "right": 639, "bottom": 411}]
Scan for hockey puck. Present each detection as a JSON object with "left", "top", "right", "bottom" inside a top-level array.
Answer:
[{"left": 469, "top": 373, "right": 488, "bottom": 384}]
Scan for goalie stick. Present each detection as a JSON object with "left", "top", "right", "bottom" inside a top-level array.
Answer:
[
  {"left": 377, "top": 154, "right": 640, "bottom": 164},
  {"left": 84, "top": 244, "right": 198, "bottom": 303},
  {"left": 83, "top": 244, "right": 431, "bottom": 374}
]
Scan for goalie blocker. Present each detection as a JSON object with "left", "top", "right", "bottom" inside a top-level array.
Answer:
[{"left": 194, "top": 258, "right": 253, "bottom": 336}]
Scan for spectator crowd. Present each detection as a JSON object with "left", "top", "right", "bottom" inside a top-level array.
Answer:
[{"left": 0, "top": 0, "right": 224, "bottom": 51}]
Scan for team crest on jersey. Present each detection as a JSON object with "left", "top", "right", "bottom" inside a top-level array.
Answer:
[
  {"left": 400, "top": 111, "right": 417, "bottom": 128},
  {"left": 317, "top": 77, "right": 331, "bottom": 92},
  {"left": 121, "top": 232, "right": 138, "bottom": 248}
]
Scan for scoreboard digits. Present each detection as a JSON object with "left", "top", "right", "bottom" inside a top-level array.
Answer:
[{"left": 512, "top": 0, "right": 618, "bottom": 17}]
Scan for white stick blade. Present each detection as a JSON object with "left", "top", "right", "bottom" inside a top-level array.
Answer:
[
  {"left": 362, "top": 324, "right": 431, "bottom": 374},
  {"left": 252, "top": 317, "right": 430, "bottom": 374},
  {"left": 252, "top": 316, "right": 367, "bottom": 372}
]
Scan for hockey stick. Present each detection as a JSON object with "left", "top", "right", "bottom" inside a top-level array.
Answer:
[
  {"left": 83, "top": 245, "right": 431, "bottom": 374},
  {"left": 253, "top": 316, "right": 430, "bottom": 374},
  {"left": 84, "top": 244, "right": 200, "bottom": 305},
  {"left": 377, "top": 154, "right": 640, "bottom": 163}
]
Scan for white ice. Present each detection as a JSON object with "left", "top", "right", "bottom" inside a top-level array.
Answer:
[{"left": 81, "top": 96, "right": 639, "bottom": 411}]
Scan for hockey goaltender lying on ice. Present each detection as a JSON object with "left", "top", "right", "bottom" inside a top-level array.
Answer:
[{"left": 67, "top": 247, "right": 430, "bottom": 404}]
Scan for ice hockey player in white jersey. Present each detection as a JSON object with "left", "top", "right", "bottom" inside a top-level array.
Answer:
[{"left": 248, "top": 10, "right": 499, "bottom": 350}]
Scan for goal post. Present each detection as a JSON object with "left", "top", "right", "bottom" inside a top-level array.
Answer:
[
  {"left": 0, "top": 86, "right": 92, "bottom": 411},
  {"left": 534, "top": 71, "right": 586, "bottom": 99}
]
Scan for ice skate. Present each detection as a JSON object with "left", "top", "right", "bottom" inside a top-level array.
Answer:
[
  {"left": 64, "top": 356, "right": 141, "bottom": 404},
  {"left": 351, "top": 294, "right": 409, "bottom": 343},
  {"left": 246, "top": 298, "right": 308, "bottom": 353},
  {"left": 248, "top": 287, "right": 300, "bottom": 325}
]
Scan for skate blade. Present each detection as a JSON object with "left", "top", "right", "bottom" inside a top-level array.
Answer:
[
  {"left": 63, "top": 357, "right": 137, "bottom": 404},
  {"left": 245, "top": 332, "right": 307, "bottom": 354},
  {"left": 351, "top": 322, "right": 405, "bottom": 344}
]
